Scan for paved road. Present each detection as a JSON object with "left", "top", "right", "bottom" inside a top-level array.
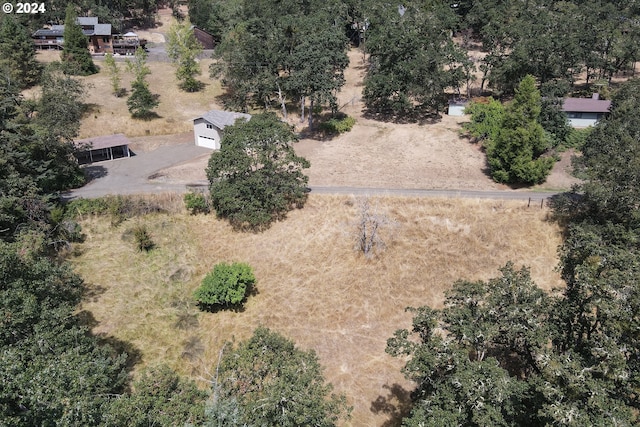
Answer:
[
  {"left": 308, "top": 186, "right": 560, "bottom": 201},
  {"left": 61, "top": 141, "right": 563, "bottom": 202}
]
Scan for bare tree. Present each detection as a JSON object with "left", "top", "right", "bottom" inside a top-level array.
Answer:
[{"left": 354, "top": 197, "right": 392, "bottom": 258}]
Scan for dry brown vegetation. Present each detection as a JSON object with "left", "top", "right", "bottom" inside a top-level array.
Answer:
[
  {"left": 71, "top": 194, "right": 564, "bottom": 426},
  {"left": 33, "top": 50, "right": 223, "bottom": 138}
]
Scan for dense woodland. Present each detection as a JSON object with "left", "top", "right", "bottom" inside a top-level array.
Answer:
[{"left": 1, "top": 0, "right": 640, "bottom": 425}]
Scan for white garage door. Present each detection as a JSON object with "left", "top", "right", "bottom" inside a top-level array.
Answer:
[{"left": 197, "top": 136, "right": 219, "bottom": 149}]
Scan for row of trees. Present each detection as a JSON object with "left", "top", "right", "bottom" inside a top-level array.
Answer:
[
  {"left": 387, "top": 78, "right": 640, "bottom": 425},
  {"left": 197, "top": 0, "right": 639, "bottom": 119},
  {"left": 0, "top": 33, "right": 209, "bottom": 422},
  {"left": 459, "top": 0, "right": 640, "bottom": 93},
  {"left": 206, "top": 0, "right": 350, "bottom": 127}
]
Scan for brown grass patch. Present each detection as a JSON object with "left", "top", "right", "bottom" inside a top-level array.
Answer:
[
  {"left": 76, "top": 59, "right": 223, "bottom": 138},
  {"left": 71, "top": 194, "right": 564, "bottom": 426},
  {"left": 32, "top": 50, "right": 223, "bottom": 138}
]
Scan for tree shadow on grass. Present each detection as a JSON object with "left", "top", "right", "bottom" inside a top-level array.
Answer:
[
  {"left": 132, "top": 111, "right": 162, "bottom": 121},
  {"left": 179, "top": 80, "right": 207, "bottom": 92},
  {"left": 362, "top": 107, "right": 443, "bottom": 125},
  {"left": 82, "top": 103, "right": 102, "bottom": 118},
  {"left": 81, "top": 282, "right": 108, "bottom": 303},
  {"left": 298, "top": 112, "right": 355, "bottom": 142},
  {"left": 76, "top": 310, "right": 143, "bottom": 374},
  {"left": 196, "top": 286, "right": 260, "bottom": 314},
  {"left": 370, "top": 383, "right": 412, "bottom": 427}
]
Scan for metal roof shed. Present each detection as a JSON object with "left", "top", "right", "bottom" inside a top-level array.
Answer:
[{"left": 74, "top": 134, "right": 131, "bottom": 164}]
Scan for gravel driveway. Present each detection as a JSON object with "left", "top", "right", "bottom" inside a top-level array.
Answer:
[{"left": 62, "top": 142, "right": 212, "bottom": 200}]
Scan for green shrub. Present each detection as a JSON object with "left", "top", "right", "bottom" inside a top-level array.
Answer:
[
  {"left": 194, "top": 262, "right": 255, "bottom": 309},
  {"left": 64, "top": 195, "right": 165, "bottom": 225},
  {"left": 564, "top": 127, "right": 593, "bottom": 150},
  {"left": 133, "top": 224, "right": 154, "bottom": 251},
  {"left": 65, "top": 198, "right": 110, "bottom": 217},
  {"left": 319, "top": 115, "right": 356, "bottom": 134},
  {"left": 184, "top": 192, "right": 209, "bottom": 214}
]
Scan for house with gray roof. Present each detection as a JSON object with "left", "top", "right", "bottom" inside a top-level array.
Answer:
[
  {"left": 33, "top": 17, "right": 145, "bottom": 55},
  {"left": 193, "top": 110, "right": 251, "bottom": 149},
  {"left": 562, "top": 94, "right": 611, "bottom": 127}
]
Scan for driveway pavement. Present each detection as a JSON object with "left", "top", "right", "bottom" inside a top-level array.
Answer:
[
  {"left": 62, "top": 142, "right": 212, "bottom": 200},
  {"left": 61, "top": 135, "right": 564, "bottom": 202}
]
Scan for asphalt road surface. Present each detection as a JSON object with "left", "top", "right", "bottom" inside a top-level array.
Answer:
[{"left": 62, "top": 142, "right": 563, "bottom": 202}]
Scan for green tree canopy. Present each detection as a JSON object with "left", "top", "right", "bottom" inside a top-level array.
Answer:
[
  {"left": 0, "top": 241, "right": 129, "bottom": 426},
  {"left": 101, "top": 365, "right": 207, "bottom": 427},
  {"left": 546, "top": 79, "right": 640, "bottom": 426},
  {"left": 485, "top": 75, "right": 554, "bottom": 185},
  {"left": 187, "top": 0, "right": 242, "bottom": 43},
  {"left": 167, "top": 21, "right": 203, "bottom": 92},
  {"left": 194, "top": 262, "right": 255, "bottom": 308},
  {"left": 206, "top": 113, "right": 310, "bottom": 230},
  {"left": 0, "top": 73, "right": 83, "bottom": 244},
  {"left": 210, "top": 0, "right": 348, "bottom": 123},
  {"left": 208, "top": 327, "right": 351, "bottom": 426},
  {"left": 473, "top": 0, "right": 640, "bottom": 94},
  {"left": 388, "top": 262, "right": 638, "bottom": 426},
  {"left": 126, "top": 47, "right": 158, "bottom": 119},
  {"left": 104, "top": 53, "right": 123, "bottom": 97},
  {"left": 363, "top": 0, "right": 470, "bottom": 118},
  {"left": 572, "top": 78, "right": 640, "bottom": 227},
  {"left": 462, "top": 97, "right": 505, "bottom": 144},
  {"left": 61, "top": 5, "right": 98, "bottom": 75},
  {"left": 34, "top": 66, "right": 86, "bottom": 142},
  {"left": 0, "top": 15, "right": 41, "bottom": 88}
]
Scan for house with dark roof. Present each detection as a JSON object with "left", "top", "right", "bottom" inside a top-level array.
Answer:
[
  {"left": 193, "top": 110, "right": 251, "bottom": 149},
  {"left": 74, "top": 134, "right": 131, "bottom": 164},
  {"left": 33, "top": 18, "right": 145, "bottom": 55},
  {"left": 562, "top": 94, "right": 611, "bottom": 127}
]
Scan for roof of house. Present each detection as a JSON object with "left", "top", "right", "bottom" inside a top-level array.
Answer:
[
  {"left": 33, "top": 18, "right": 112, "bottom": 37},
  {"left": 33, "top": 28, "right": 64, "bottom": 37},
  {"left": 92, "top": 24, "right": 112, "bottom": 36},
  {"left": 75, "top": 134, "right": 131, "bottom": 151},
  {"left": 562, "top": 97, "right": 611, "bottom": 113},
  {"left": 195, "top": 110, "right": 251, "bottom": 129},
  {"left": 77, "top": 17, "right": 99, "bottom": 26}
]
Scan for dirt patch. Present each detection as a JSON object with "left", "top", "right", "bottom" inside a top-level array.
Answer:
[
  {"left": 129, "top": 132, "right": 194, "bottom": 153},
  {"left": 540, "top": 149, "right": 582, "bottom": 190}
]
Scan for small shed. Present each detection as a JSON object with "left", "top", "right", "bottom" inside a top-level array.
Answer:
[
  {"left": 448, "top": 99, "right": 469, "bottom": 116},
  {"left": 74, "top": 134, "right": 131, "bottom": 165},
  {"left": 562, "top": 94, "right": 611, "bottom": 127},
  {"left": 191, "top": 26, "right": 215, "bottom": 49},
  {"left": 193, "top": 110, "right": 251, "bottom": 150}
]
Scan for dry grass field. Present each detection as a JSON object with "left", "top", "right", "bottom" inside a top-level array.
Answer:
[
  {"left": 33, "top": 50, "right": 223, "bottom": 138},
  {"left": 71, "top": 194, "right": 564, "bottom": 426}
]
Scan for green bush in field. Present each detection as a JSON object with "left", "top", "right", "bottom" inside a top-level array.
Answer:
[
  {"left": 184, "top": 192, "right": 209, "bottom": 214},
  {"left": 194, "top": 262, "right": 255, "bottom": 309},
  {"left": 133, "top": 224, "right": 155, "bottom": 252},
  {"left": 319, "top": 115, "right": 356, "bottom": 134}
]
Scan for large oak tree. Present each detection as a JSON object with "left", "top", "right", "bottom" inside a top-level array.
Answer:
[{"left": 206, "top": 113, "right": 309, "bottom": 230}]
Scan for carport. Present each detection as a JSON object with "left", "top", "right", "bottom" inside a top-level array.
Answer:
[{"left": 74, "top": 134, "right": 131, "bottom": 165}]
